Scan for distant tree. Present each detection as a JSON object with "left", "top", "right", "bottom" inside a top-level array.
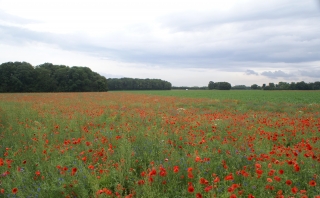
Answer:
[
  {"left": 269, "top": 83, "right": 275, "bottom": 88},
  {"left": 208, "top": 81, "right": 231, "bottom": 90},
  {"left": 263, "top": 86, "right": 272, "bottom": 90},
  {"left": 289, "top": 82, "right": 296, "bottom": 90},
  {"left": 313, "top": 81, "right": 320, "bottom": 90},
  {"left": 107, "top": 78, "right": 171, "bottom": 90},
  {"left": 217, "top": 82, "right": 231, "bottom": 90},
  {"left": 34, "top": 67, "right": 57, "bottom": 92},
  {"left": 262, "top": 84, "right": 266, "bottom": 88},
  {"left": 261, "top": 81, "right": 319, "bottom": 91},
  {"left": 278, "top": 82, "right": 289, "bottom": 90},
  {"left": 0, "top": 62, "right": 108, "bottom": 92},
  {"left": 295, "top": 81, "right": 309, "bottom": 90},
  {"left": 232, "top": 85, "right": 248, "bottom": 90},
  {"left": 208, "top": 81, "right": 214, "bottom": 90},
  {"left": 251, "top": 84, "right": 259, "bottom": 89}
]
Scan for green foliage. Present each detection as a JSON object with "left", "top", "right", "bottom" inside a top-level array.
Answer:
[
  {"left": 231, "top": 85, "right": 250, "bottom": 90},
  {"left": 208, "top": 82, "right": 231, "bottom": 90},
  {"left": 107, "top": 78, "right": 171, "bottom": 90},
  {"left": 263, "top": 81, "right": 320, "bottom": 90},
  {"left": 250, "top": 84, "right": 260, "bottom": 90},
  {"left": 0, "top": 62, "right": 108, "bottom": 92},
  {"left": 208, "top": 81, "right": 214, "bottom": 90}
]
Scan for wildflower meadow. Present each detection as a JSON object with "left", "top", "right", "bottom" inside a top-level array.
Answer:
[{"left": 0, "top": 91, "right": 319, "bottom": 198}]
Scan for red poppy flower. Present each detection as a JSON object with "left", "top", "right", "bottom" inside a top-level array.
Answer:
[
  {"left": 309, "top": 180, "right": 316, "bottom": 186},
  {"left": 173, "top": 166, "right": 179, "bottom": 173},
  {"left": 268, "top": 169, "right": 275, "bottom": 176},
  {"left": 267, "top": 178, "right": 273, "bottom": 183},
  {"left": 274, "top": 176, "right": 281, "bottom": 182},
  {"left": 214, "top": 177, "right": 220, "bottom": 183},
  {"left": 300, "top": 189, "right": 307, "bottom": 194},
  {"left": 159, "top": 170, "right": 167, "bottom": 177},
  {"left": 12, "top": 188, "right": 18, "bottom": 194},
  {"left": 228, "top": 187, "right": 235, "bottom": 193},
  {"left": 188, "top": 185, "right": 194, "bottom": 193},
  {"left": 230, "top": 194, "right": 237, "bottom": 198},
  {"left": 204, "top": 186, "right": 213, "bottom": 192},
  {"left": 148, "top": 177, "right": 154, "bottom": 183},
  {"left": 255, "top": 163, "right": 261, "bottom": 169},
  {"left": 199, "top": 178, "right": 209, "bottom": 185},
  {"left": 256, "top": 169, "right": 263, "bottom": 175},
  {"left": 137, "top": 180, "right": 145, "bottom": 185},
  {"left": 291, "top": 186, "right": 298, "bottom": 194},
  {"left": 149, "top": 169, "right": 156, "bottom": 177},
  {"left": 71, "top": 167, "right": 77, "bottom": 176},
  {"left": 196, "top": 193, "right": 202, "bottom": 198},
  {"left": 224, "top": 173, "right": 234, "bottom": 181},
  {"left": 286, "top": 180, "right": 292, "bottom": 186},
  {"left": 188, "top": 173, "right": 194, "bottom": 179},
  {"left": 294, "top": 164, "right": 300, "bottom": 172}
]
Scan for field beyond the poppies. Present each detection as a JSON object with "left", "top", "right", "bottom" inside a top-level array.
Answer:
[{"left": 0, "top": 91, "right": 319, "bottom": 198}]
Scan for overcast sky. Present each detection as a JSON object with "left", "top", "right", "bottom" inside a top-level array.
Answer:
[{"left": 1, "top": 0, "right": 320, "bottom": 86}]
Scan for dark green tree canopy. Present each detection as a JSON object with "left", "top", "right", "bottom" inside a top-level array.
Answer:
[
  {"left": 262, "top": 81, "right": 320, "bottom": 90},
  {"left": 250, "top": 84, "right": 260, "bottom": 89},
  {"left": 0, "top": 62, "right": 108, "bottom": 92},
  {"left": 208, "top": 81, "right": 214, "bottom": 90},
  {"left": 208, "top": 81, "right": 231, "bottom": 90},
  {"left": 107, "top": 78, "right": 171, "bottom": 90},
  {"left": 232, "top": 85, "right": 250, "bottom": 90}
]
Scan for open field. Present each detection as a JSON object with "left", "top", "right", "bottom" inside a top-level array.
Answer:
[
  {"left": 0, "top": 92, "right": 319, "bottom": 197},
  {"left": 126, "top": 90, "right": 320, "bottom": 104}
]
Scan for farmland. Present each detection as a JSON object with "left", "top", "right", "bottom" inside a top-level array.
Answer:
[
  {"left": 0, "top": 91, "right": 319, "bottom": 198},
  {"left": 126, "top": 90, "right": 320, "bottom": 104}
]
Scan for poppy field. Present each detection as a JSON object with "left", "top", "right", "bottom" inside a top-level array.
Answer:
[{"left": 0, "top": 92, "right": 319, "bottom": 198}]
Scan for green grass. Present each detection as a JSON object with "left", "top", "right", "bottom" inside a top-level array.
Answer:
[
  {"left": 0, "top": 92, "right": 319, "bottom": 197},
  {"left": 124, "top": 90, "right": 320, "bottom": 104}
]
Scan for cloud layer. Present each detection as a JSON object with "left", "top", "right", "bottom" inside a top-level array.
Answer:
[{"left": 1, "top": 0, "right": 320, "bottom": 86}]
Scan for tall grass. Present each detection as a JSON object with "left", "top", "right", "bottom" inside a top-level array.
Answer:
[{"left": 0, "top": 92, "right": 319, "bottom": 197}]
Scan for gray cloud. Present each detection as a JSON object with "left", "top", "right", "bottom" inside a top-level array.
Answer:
[
  {"left": 158, "top": 1, "right": 317, "bottom": 32},
  {"left": 261, "top": 70, "right": 294, "bottom": 79},
  {"left": 0, "top": 24, "right": 119, "bottom": 58},
  {"left": 245, "top": 69, "right": 259, "bottom": 75},
  {"left": 1, "top": 0, "right": 320, "bottom": 72},
  {"left": 298, "top": 70, "right": 320, "bottom": 78}
]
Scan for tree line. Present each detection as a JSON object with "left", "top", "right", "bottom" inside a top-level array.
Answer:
[
  {"left": 0, "top": 62, "right": 108, "bottom": 92},
  {"left": 208, "top": 81, "right": 232, "bottom": 90},
  {"left": 107, "top": 78, "right": 171, "bottom": 90},
  {"left": 206, "top": 81, "right": 320, "bottom": 91},
  {"left": 251, "top": 81, "right": 320, "bottom": 90}
]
